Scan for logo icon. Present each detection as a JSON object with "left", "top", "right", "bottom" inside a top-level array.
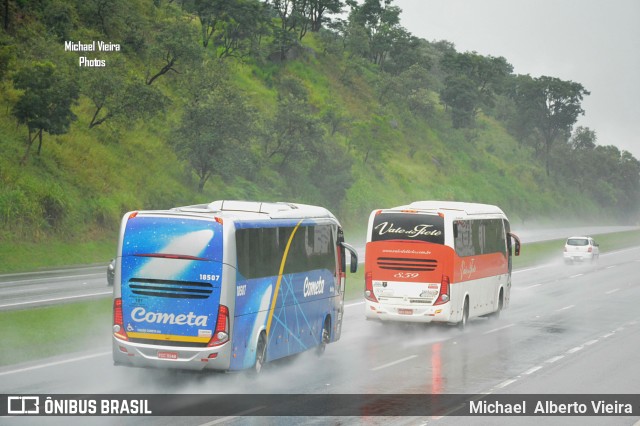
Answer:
[{"left": 8, "top": 396, "right": 40, "bottom": 414}]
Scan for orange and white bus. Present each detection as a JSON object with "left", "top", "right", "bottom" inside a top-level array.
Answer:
[{"left": 364, "top": 201, "right": 520, "bottom": 328}]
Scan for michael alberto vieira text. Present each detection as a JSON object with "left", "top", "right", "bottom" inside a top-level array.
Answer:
[{"left": 469, "top": 399, "right": 634, "bottom": 415}]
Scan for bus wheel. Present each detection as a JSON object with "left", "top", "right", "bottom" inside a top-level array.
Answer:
[
  {"left": 254, "top": 332, "right": 267, "bottom": 374},
  {"left": 316, "top": 317, "right": 331, "bottom": 356},
  {"left": 458, "top": 298, "right": 469, "bottom": 330},
  {"left": 492, "top": 290, "right": 504, "bottom": 320}
]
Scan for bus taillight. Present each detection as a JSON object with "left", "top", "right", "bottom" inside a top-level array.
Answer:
[
  {"left": 113, "top": 298, "right": 129, "bottom": 341},
  {"left": 207, "top": 304, "right": 230, "bottom": 347},
  {"left": 364, "top": 271, "right": 378, "bottom": 303},
  {"left": 434, "top": 275, "right": 450, "bottom": 305}
]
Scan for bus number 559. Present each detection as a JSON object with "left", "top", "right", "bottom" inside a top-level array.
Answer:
[{"left": 394, "top": 272, "right": 420, "bottom": 279}]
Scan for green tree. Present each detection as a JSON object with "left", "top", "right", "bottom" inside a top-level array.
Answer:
[
  {"left": 347, "top": 0, "right": 406, "bottom": 68},
  {"left": 145, "top": 17, "right": 202, "bottom": 85},
  {"left": 12, "top": 62, "right": 79, "bottom": 164},
  {"left": 440, "top": 75, "right": 479, "bottom": 128},
  {"left": 173, "top": 64, "right": 254, "bottom": 192},
  {"left": 83, "top": 66, "right": 169, "bottom": 129},
  {"left": 440, "top": 51, "right": 513, "bottom": 128},
  {"left": 265, "top": 92, "right": 325, "bottom": 167},
  {"left": 0, "top": 34, "right": 15, "bottom": 80},
  {"left": 569, "top": 125, "right": 597, "bottom": 150},
  {"left": 510, "top": 75, "right": 589, "bottom": 176},
  {"left": 308, "top": 0, "right": 344, "bottom": 32}
]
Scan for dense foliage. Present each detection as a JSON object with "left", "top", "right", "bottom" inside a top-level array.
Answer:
[{"left": 0, "top": 0, "right": 639, "bottom": 246}]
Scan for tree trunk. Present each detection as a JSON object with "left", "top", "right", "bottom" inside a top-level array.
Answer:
[
  {"left": 36, "top": 129, "right": 43, "bottom": 155},
  {"left": 20, "top": 128, "right": 38, "bottom": 165}
]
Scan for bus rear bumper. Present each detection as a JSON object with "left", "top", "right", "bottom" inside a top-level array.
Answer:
[
  {"left": 364, "top": 301, "right": 453, "bottom": 323},
  {"left": 112, "top": 337, "right": 232, "bottom": 371}
]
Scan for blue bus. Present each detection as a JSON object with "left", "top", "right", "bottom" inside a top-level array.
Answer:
[{"left": 112, "top": 200, "right": 358, "bottom": 372}]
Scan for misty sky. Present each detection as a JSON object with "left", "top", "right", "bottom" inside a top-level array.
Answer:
[{"left": 394, "top": 0, "right": 640, "bottom": 158}]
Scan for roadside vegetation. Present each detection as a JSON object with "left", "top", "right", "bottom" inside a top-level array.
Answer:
[{"left": 1, "top": 0, "right": 639, "bottom": 273}]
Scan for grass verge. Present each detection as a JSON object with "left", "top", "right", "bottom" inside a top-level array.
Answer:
[
  {"left": 0, "top": 299, "right": 112, "bottom": 367},
  {"left": 0, "top": 238, "right": 117, "bottom": 274}
]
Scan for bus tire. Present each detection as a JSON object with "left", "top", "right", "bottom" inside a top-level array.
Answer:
[
  {"left": 492, "top": 289, "right": 504, "bottom": 320},
  {"left": 316, "top": 316, "right": 331, "bottom": 356},
  {"left": 458, "top": 298, "right": 469, "bottom": 330},
  {"left": 254, "top": 332, "right": 267, "bottom": 375}
]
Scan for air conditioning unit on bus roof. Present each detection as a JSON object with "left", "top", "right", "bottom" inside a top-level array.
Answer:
[
  {"left": 406, "top": 201, "right": 504, "bottom": 215},
  {"left": 205, "top": 200, "right": 335, "bottom": 220}
]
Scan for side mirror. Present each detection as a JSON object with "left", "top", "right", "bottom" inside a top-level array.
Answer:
[
  {"left": 508, "top": 232, "right": 521, "bottom": 256},
  {"left": 340, "top": 242, "right": 359, "bottom": 273}
]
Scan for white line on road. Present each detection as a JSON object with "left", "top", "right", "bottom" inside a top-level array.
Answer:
[
  {"left": 602, "top": 333, "right": 615, "bottom": 339},
  {"left": 371, "top": 355, "right": 417, "bottom": 372},
  {"left": 584, "top": 339, "right": 599, "bottom": 346},
  {"left": 495, "top": 379, "right": 517, "bottom": 389},
  {"left": 523, "top": 366, "right": 542, "bottom": 375},
  {"left": 483, "top": 324, "right": 515, "bottom": 335},
  {"left": 605, "top": 288, "right": 620, "bottom": 295},
  {"left": 606, "top": 265, "right": 616, "bottom": 269},
  {"left": 0, "top": 273, "right": 103, "bottom": 286},
  {"left": 0, "top": 351, "right": 111, "bottom": 377},
  {"left": 567, "top": 346, "right": 583, "bottom": 354},
  {"left": 569, "top": 274, "right": 583, "bottom": 278},
  {"left": 522, "top": 283, "right": 542, "bottom": 290},
  {"left": 558, "top": 305, "right": 575, "bottom": 311},
  {"left": 345, "top": 301, "right": 365, "bottom": 308},
  {"left": 0, "top": 291, "right": 112, "bottom": 309},
  {"left": 545, "top": 355, "right": 564, "bottom": 363}
]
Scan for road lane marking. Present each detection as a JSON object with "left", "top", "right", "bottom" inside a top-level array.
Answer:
[
  {"left": 605, "top": 288, "right": 620, "bottom": 295},
  {"left": 345, "top": 301, "right": 365, "bottom": 308},
  {"left": 0, "top": 273, "right": 103, "bottom": 286},
  {"left": 523, "top": 366, "right": 542, "bottom": 375},
  {"left": 584, "top": 339, "right": 598, "bottom": 346},
  {"left": 0, "top": 291, "right": 112, "bottom": 309},
  {"left": 567, "top": 346, "right": 583, "bottom": 354},
  {"left": 558, "top": 305, "right": 575, "bottom": 311},
  {"left": 569, "top": 274, "right": 583, "bottom": 278},
  {"left": 602, "top": 333, "right": 615, "bottom": 338},
  {"left": 546, "top": 355, "right": 564, "bottom": 363},
  {"left": 371, "top": 355, "right": 417, "bottom": 371},
  {"left": 483, "top": 323, "right": 515, "bottom": 335},
  {"left": 522, "top": 283, "right": 542, "bottom": 289},
  {"left": 495, "top": 379, "right": 516, "bottom": 389},
  {"left": 0, "top": 351, "right": 111, "bottom": 377},
  {"left": 606, "top": 265, "right": 616, "bottom": 269}
]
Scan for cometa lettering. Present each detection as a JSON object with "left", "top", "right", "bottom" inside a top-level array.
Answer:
[
  {"left": 130, "top": 307, "right": 208, "bottom": 326},
  {"left": 303, "top": 276, "right": 325, "bottom": 297}
]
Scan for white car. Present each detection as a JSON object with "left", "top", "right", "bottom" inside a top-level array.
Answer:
[{"left": 563, "top": 236, "right": 599, "bottom": 264}]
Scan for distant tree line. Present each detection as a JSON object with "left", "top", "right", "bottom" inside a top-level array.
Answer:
[{"left": 1, "top": 0, "right": 638, "bottom": 216}]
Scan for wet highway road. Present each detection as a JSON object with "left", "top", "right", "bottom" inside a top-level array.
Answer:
[
  {"left": 0, "top": 265, "right": 111, "bottom": 311},
  {"left": 1, "top": 246, "right": 640, "bottom": 425}
]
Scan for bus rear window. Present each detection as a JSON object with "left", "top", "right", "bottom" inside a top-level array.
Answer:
[{"left": 371, "top": 213, "right": 444, "bottom": 244}]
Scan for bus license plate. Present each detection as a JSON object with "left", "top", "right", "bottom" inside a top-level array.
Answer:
[
  {"left": 398, "top": 308, "right": 413, "bottom": 315},
  {"left": 158, "top": 351, "right": 178, "bottom": 360}
]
